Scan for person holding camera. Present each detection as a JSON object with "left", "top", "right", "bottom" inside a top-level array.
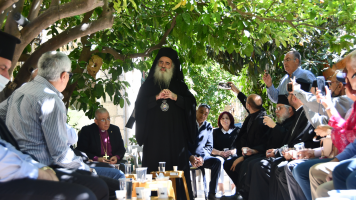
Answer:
[{"left": 262, "top": 51, "right": 316, "bottom": 103}]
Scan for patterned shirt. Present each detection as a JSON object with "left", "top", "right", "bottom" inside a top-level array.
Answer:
[
  {"left": 329, "top": 102, "right": 356, "bottom": 153},
  {"left": 0, "top": 76, "right": 88, "bottom": 170},
  {"left": 267, "top": 67, "right": 316, "bottom": 103}
]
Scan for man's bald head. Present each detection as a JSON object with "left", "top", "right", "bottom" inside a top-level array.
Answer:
[{"left": 247, "top": 94, "right": 263, "bottom": 111}]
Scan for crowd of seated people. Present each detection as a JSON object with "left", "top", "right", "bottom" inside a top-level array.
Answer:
[{"left": 2, "top": 27, "right": 356, "bottom": 200}]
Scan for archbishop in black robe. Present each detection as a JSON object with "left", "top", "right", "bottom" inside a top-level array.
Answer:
[{"left": 134, "top": 48, "right": 196, "bottom": 199}]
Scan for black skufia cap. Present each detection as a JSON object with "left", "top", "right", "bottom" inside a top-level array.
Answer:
[
  {"left": 0, "top": 31, "right": 21, "bottom": 61},
  {"left": 277, "top": 95, "right": 289, "bottom": 105}
]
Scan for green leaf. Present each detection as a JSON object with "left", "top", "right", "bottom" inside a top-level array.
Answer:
[
  {"left": 77, "top": 77, "right": 85, "bottom": 88},
  {"left": 182, "top": 13, "right": 191, "bottom": 24},
  {"left": 286, "top": 13, "right": 293, "bottom": 21},
  {"left": 106, "top": 82, "right": 114, "bottom": 100},
  {"left": 202, "top": 14, "right": 210, "bottom": 25},
  {"left": 94, "top": 83, "right": 104, "bottom": 98},
  {"left": 120, "top": 98, "right": 125, "bottom": 108},
  {"left": 310, "top": 10, "right": 316, "bottom": 19}
]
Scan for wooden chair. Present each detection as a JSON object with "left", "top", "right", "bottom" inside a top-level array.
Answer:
[{"left": 151, "top": 170, "right": 190, "bottom": 200}]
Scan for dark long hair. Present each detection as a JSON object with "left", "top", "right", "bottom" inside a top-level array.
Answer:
[{"left": 217, "top": 111, "right": 235, "bottom": 129}]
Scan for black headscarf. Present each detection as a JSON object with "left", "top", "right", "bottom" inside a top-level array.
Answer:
[{"left": 128, "top": 47, "right": 196, "bottom": 146}]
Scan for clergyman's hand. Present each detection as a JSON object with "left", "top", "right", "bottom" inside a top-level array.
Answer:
[
  {"left": 262, "top": 71, "right": 272, "bottom": 88},
  {"left": 37, "top": 168, "right": 59, "bottom": 182},
  {"left": 163, "top": 89, "right": 177, "bottom": 101},
  {"left": 263, "top": 116, "right": 276, "bottom": 128},
  {"left": 98, "top": 157, "right": 110, "bottom": 163},
  {"left": 110, "top": 156, "right": 118, "bottom": 164},
  {"left": 156, "top": 90, "right": 166, "bottom": 100}
]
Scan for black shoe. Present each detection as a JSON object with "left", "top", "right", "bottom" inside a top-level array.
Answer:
[{"left": 207, "top": 193, "right": 217, "bottom": 200}]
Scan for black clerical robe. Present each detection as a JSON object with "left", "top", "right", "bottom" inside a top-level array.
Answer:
[
  {"left": 223, "top": 92, "right": 270, "bottom": 189},
  {"left": 248, "top": 106, "right": 318, "bottom": 200}
]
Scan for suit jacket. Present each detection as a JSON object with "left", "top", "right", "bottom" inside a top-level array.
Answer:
[{"left": 76, "top": 123, "right": 126, "bottom": 160}]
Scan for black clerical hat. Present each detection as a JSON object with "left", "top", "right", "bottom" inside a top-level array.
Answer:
[
  {"left": 296, "top": 78, "right": 311, "bottom": 92},
  {"left": 277, "top": 95, "right": 289, "bottom": 105},
  {"left": 0, "top": 31, "right": 21, "bottom": 61}
]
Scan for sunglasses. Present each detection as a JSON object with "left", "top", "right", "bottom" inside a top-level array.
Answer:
[
  {"left": 199, "top": 103, "right": 211, "bottom": 110},
  {"left": 64, "top": 71, "right": 73, "bottom": 79}
]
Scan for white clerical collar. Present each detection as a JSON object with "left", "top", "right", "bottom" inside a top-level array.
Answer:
[
  {"left": 221, "top": 128, "right": 234, "bottom": 134},
  {"left": 296, "top": 105, "right": 303, "bottom": 111},
  {"left": 196, "top": 120, "right": 205, "bottom": 130},
  {"left": 101, "top": 130, "right": 106, "bottom": 132}
]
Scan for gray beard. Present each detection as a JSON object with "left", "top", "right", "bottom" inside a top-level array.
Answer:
[
  {"left": 276, "top": 113, "right": 289, "bottom": 124},
  {"left": 153, "top": 64, "right": 174, "bottom": 88}
]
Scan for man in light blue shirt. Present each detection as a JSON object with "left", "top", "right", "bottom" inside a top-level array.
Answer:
[{"left": 263, "top": 51, "right": 316, "bottom": 103}]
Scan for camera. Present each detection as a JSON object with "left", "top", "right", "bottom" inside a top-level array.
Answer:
[
  {"left": 218, "top": 82, "right": 231, "bottom": 90},
  {"left": 287, "top": 83, "right": 293, "bottom": 92}
]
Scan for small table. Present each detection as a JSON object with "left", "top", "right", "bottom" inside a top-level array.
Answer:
[
  {"left": 131, "top": 180, "right": 175, "bottom": 198},
  {"left": 151, "top": 171, "right": 190, "bottom": 200}
]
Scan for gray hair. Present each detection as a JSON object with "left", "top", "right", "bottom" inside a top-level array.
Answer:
[
  {"left": 37, "top": 51, "right": 71, "bottom": 81},
  {"left": 95, "top": 108, "right": 109, "bottom": 119},
  {"left": 288, "top": 51, "right": 301, "bottom": 66}
]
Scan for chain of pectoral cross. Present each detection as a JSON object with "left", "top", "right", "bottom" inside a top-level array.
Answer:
[{"left": 99, "top": 133, "right": 109, "bottom": 159}]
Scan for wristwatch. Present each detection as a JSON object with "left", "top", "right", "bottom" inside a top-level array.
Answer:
[{"left": 40, "top": 166, "right": 56, "bottom": 174}]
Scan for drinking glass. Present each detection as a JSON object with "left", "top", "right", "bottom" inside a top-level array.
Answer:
[
  {"left": 159, "top": 162, "right": 166, "bottom": 172},
  {"left": 136, "top": 167, "right": 147, "bottom": 182},
  {"left": 125, "top": 163, "right": 132, "bottom": 174}
]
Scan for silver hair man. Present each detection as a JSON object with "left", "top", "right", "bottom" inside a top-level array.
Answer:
[{"left": 38, "top": 51, "right": 71, "bottom": 81}]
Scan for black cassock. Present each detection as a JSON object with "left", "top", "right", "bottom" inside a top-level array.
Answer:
[
  {"left": 247, "top": 106, "right": 319, "bottom": 200},
  {"left": 133, "top": 48, "right": 196, "bottom": 200}
]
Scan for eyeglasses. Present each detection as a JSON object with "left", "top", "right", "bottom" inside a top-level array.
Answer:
[
  {"left": 97, "top": 118, "right": 110, "bottom": 122},
  {"left": 326, "top": 81, "right": 339, "bottom": 86},
  {"left": 199, "top": 103, "right": 211, "bottom": 110},
  {"left": 64, "top": 71, "right": 73, "bottom": 79},
  {"left": 282, "top": 58, "right": 296, "bottom": 63},
  {"left": 275, "top": 105, "right": 289, "bottom": 111}
]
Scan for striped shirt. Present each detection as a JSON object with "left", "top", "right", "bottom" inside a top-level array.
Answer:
[{"left": 0, "top": 76, "right": 88, "bottom": 170}]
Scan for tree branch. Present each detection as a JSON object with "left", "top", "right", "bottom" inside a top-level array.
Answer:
[
  {"left": 0, "top": 0, "right": 18, "bottom": 13},
  {"left": 5, "top": 10, "right": 114, "bottom": 98},
  {"left": 91, "top": 13, "right": 178, "bottom": 60},
  {"left": 50, "top": 0, "right": 59, "bottom": 8},
  {"left": 28, "top": 0, "right": 44, "bottom": 20},
  {"left": 0, "top": 6, "right": 10, "bottom": 28}
]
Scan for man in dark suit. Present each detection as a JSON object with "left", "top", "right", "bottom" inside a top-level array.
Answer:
[
  {"left": 77, "top": 108, "right": 126, "bottom": 164},
  {"left": 189, "top": 104, "right": 221, "bottom": 200}
]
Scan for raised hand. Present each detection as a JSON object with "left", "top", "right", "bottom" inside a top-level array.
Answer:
[{"left": 262, "top": 70, "right": 272, "bottom": 88}]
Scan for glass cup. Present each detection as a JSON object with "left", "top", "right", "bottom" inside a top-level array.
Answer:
[
  {"left": 115, "top": 190, "right": 126, "bottom": 200},
  {"left": 142, "top": 189, "right": 151, "bottom": 200},
  {"left": 126, "top": 178, "right": 133, "bottom": 199},
  {"left": 135, "top": 187, "right": 145, "bottom": 198},
  {"left": 158, "top": 187, "right": 168, "bottom": 198},
  {"left": 173, "top": 166, "right": 178, "bottom": 171},
  {"left": 119, "top": 178, "right": 126, "bottom": 190},
  {"left": 125, "top": 163, "right": 132, "bottom": 174},
  {"left": 136, "top": 167, "right": 147, "bottom": 182},
  {"left": 242, "top": 147, "right": 248, "bottom": 154},
  {"left": 159, "top": 162, "right": 166, "bottom": 172},
  {"left": 146, "top": 174, "right": 152, "bottom": 182}
]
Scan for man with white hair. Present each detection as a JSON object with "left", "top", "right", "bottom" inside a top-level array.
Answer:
[{"left": 133, "top": 47, "right": 196, "bottom": 199}]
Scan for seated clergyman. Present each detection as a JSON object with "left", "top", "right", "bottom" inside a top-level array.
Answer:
[{"left": 77, "top": 108, "right": 126, "bottom": 164}]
